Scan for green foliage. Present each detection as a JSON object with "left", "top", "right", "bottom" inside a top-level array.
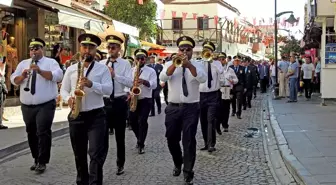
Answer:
[
  {"left": 104, "top": 0, "right": 157, "bottom": 40},
  {"left": 279, "top": 36, "right": 301, "bottom": 57}
]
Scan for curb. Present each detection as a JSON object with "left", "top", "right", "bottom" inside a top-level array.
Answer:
[
  {"left": 267, "top": 96, "right": 319, "bottom": 185},
  {"left": 0, "top": 121, "right": 69, "bottom": 160}
]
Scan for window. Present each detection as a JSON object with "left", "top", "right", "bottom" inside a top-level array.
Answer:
[
  {"left": 197, "top": 17, "right": 209, "bottom": 30},
  {"left": 172, "top": 18, "right": 182, "bottom": 30}
]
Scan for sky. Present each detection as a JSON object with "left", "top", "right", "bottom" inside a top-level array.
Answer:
[{"left": 225, "top": 0, "right": 306, "bottom": 39}]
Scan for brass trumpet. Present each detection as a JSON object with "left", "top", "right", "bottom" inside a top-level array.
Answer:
[
  {"left": 172, "top": 53, "right": 187, "bottom": 67},
  {"left": 201, "top": 49, "right": 213, "bottom": 62}
]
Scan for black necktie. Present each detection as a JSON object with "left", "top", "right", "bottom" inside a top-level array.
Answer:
[
  {"left": 182, "top": 67, "right": 188, "bottom": 97},
  {"left": 30, "top": 60, "right": 38, "bottom": 95},
  {"left": 207, "top": 62, "right": 212, "bottom": 88},
  {"left": 110, "top": 61, "right": 115, "bottom": 99}
]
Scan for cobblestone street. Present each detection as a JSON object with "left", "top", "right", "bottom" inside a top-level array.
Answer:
[{"left": 0, "top": 96, "right": 277, "bottom": 185}]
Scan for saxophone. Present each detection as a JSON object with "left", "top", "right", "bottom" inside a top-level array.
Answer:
[
  {"left": 69, "top": 56, "right": 86, "bottom": 119},
  {"left": 129, "top": 60, "right": 142, "bottom": 112}
]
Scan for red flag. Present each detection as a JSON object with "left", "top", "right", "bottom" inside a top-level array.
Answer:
[
  {"left": 253, "top": 17, "right": 256, "bottom": 25},
  {"left": 192, "top": 13, "right": 198, "bottom": 20},
  {"left": 172, "top": 11, "right": 176, "bottom": 18},
  {"left": 182, "top": 12, "right": 188, "bottom": 21},
  {"left": 234, "top": 18, "right": 238, "bottom": 28},
  {"left": 296, "top": 17, "right": 300, "bottom": 26},
  {"left": 160, "top": 10, "right": 165, "bottom": 19},
  {"left": 214, "top": 15, "right": 219, "bottom": 25},
  {"left": 138, "top": 0, "right": 143, "bottom": 5}
]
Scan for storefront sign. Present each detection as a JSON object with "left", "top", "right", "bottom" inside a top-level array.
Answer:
[
  {"left": 0, "top": 0, "right": 13, "bottom": 6},
  {"left": 325, "top": 43, "right": 336, "bottom": 64}
]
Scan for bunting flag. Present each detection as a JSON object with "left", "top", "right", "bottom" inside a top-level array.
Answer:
[
  {"left": 214, "top": 15, "right": 219, "bottom": 25},
  {"left": 253, "top": 17, "right": 256, "bottom": 25},
  {"left": 172, "top": 11, "right": 176, "bottom": 18},
  {"left": 203, "top": 14, "right": 208, "bottom": 19},
  {"left": 182, "top": 12, "right": 188, "bottom": 21},
  {"left": 234, "top": 18, "right": 238, "bottom": 28},
  {"left": 192, "top": 13, "right": 197, "bottom": 20},
  {"left": 160, "top": 10, "right": 165, "bottom": 20}
]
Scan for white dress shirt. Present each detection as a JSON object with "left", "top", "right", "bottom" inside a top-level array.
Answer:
[
  {"left": 219, "top": 64, "right": 238, "bottom": 88},
  {"left": 199, "top": 60, "right": 223, "bottom": 92},
  {"left": 0, "top": 62, "right": 5, "bottom": 82},
  {"left": 10, "top": 56, "right": 63, "bottom": 105},
  {"left": 131, "top": 65, "right": 157, "bottom": 99},
  {"left": 160, "top": 60, "right": 207, "bottom": 103},
  {"left": 100, "top": 57, "right": 133, "bottom": 97},
  {"left": 60, "top": 61, "right": 113, "bottom": 112}
]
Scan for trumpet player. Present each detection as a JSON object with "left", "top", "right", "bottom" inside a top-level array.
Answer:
[
  {"left": 199, "top": 41, "right": 223, "bottom": 152},
  {"left": 100, "top": 34, "right": 133, "bottom": 175},
  {"left": 129, "top": 49, "right": 157, "bottom": 154},
  {"left": 10, "top": 38, "right": 63, "bottom": 173},
  {"left": 60, "top": 33, "right": 113, "bottom": 185},
  {"left": 159, "top": 36, "right": 207, "bottom": 185}
]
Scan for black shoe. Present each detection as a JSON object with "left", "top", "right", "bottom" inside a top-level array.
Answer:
[
  {"left": 116, "top": 166, "right": 124, "bottom": 175},
  {"left": 237, "top": 115, "right": 242, "bottom": 119},
  {"left": 231, "top": 113, "right": 235, "bottom": 117},
  {"left": 35, "top": 164, "right": 46, "bottom": 174},
  {"left": 158, "top": 110, "right": 162, "bottom": 114},
  {"left": 217, "top": 129, "right": 222, "bottom": 135},
  {"left": 208, "top": 147, "right": 216, "bottom": 153},
  {"left": 243, "top": 106, "right": 246, "bottom": 110},
  {"left": 200, "top": 146, "right": 208, "bottom": 151},
  {"left": 224, "top": 128, "right": 229, "bottom": 132},
  {"left": 30, "top": 162, "right": 38, "bottom": 171},
  {"left": 0, "top": 124, "right": 8, "bottom": 129},
  {"left": 184, "top": 176, "right": 194, "bottom": 185},
  {"left": 138, "top": 147, "right": 145, "bottom": 154},
  {"left": 173, "top": 166, "right": 181, "bottom": 176}
]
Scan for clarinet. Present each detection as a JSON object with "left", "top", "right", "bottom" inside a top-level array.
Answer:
[{"left": 23, "top": 55, "right": 36, "bottom": 92}]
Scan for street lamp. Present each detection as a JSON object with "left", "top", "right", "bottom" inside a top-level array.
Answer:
[{"left": 274, "top": 0, "right": 298, "bottom": 99}]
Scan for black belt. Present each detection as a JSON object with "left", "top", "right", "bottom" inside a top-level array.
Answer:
[
  {"left": 200, "top": 90, "right": 220, "bottom": 95},
  {"left": 80, "top": 107, "right": 104, "bottom": 114},
  {"left": 22, "top": 99, "right": 55, "bottom": 108}
]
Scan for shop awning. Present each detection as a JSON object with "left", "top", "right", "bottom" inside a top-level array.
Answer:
[
  {"left": 33, "top": 0, "right": 105, "bottom": 32},
  {"left": 140, "top": 41, "right": 165, "bottom": 49}
]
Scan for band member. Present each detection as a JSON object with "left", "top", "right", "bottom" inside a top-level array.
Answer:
[
  {"left": 161, "top": 53, "right": 176, "bottom": 105},
  {"left": 148, "top": 53, "right": 163, "bottom": 116},
  {"left": 159, "top": 36, "right": 207, "bottom": 185},
  {"left": 124, "top": 56, "right": 134, "bottom": 67},
  {"left": 217, "top": 52, "right": 238, "bottom": 134},
  {"left": 100, "top": 34, "right": 133, "bottom": 175},
  {"left": 199, "top": 41, "right": 223, "bottom": 152},
  {"left": 10, "top": 38, "right": 63, "bottom": 173},
  {"left": 60, "top": 33, "right": 113, "bottom": 184},
  {"left": 129, "top": 49, "right": 157, "bottom": 154},
  {"left": 230, "top": 56, "right": 246, "bottom": 119},
  {"left": 243, "top": 57, "right": 259, "bottom": 109}
]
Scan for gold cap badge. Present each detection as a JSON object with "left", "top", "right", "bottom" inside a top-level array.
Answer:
[{"left": 86, "top": 37, "right": 91, "bottom": 41}]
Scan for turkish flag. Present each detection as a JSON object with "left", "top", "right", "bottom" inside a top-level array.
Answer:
[
  {"left": 182, "top": 12, "right": 188, "bottom": 21},
  {"left": 138, "top": 0, "right": 143, "bottom": 5},
  {"left": 214, "top": 15, "right": 219, "bottom": 25},
  {"left": 160, "top": 10, "right": 165, "bottom": 19},
  {"left": 192, "top": 13, "right": 197, "bottom": 20},
  {"left": 172, "top": 11, "right": 176, "bottom": 18}
]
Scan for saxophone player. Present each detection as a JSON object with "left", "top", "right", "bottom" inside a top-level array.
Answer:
[
  {"left": 199, "top": 41, "right": 223, "bottom": 152},
  {"left": 10, "top": 38, "right": 63, "bottom": 173},
  {"left": 99, "top": 34, "right": 133, "bottom": 175},
  {"left": 129, "top": 49, "right": 157, "bottom": 154},
  {"left": 60, "top": 33, "right": 113, "bottom": 185},
  {"left": 159, "top": 36, "right": 207, "bottom": 185}
]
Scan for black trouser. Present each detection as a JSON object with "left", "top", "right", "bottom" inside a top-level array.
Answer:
[
  {"left": 260, "top": 78, "right": 268, "bottom": 93},
  {"left": 200, "top": 91, "right": 219, "bottom": 148},
  {"left": 150, "top": 88, "right": 162, "bottom": 115},
  {"left": 163, "top": 85, "right": 168, "bottom": 105},
  {"left": 315, "top": 72, "right": 320, "bottom": 93},
  {"left": 68, "top": 108, "right": 107, "bottom": 185},
  {"left": 243, "top": 88, "right": 253, "bottom": 108},
  {"left": 103, "top": 96, "right": 128, "bottom": 168},
  {"left": 129, "top": 98, "right": 151, "bottom": 148},
  {"left": 21, "top": 99, "right": 56, "bottom": 164},
  {"left": 303, "top": 79, "right": 312, "bottom": 99},
  {"left": 217, "top": 99, "right": 231, "bottom": 130},
  {"left": 231, "top": 88, "right": 243, "bottom": 116},
  {"left": 165, "top": 102, "right": 199, "bottom": 179}
]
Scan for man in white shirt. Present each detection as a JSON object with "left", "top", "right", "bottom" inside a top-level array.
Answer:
[
  {"left": 301, "top": 57, "right": 315, "bottom": 100},
  {"left": 10, "top": 38, "right": 63, "bottom": 173},
  {"left": 100, "top": 34, "right": 133, "bottom": 175},
  {"left": 0, "top": 59, "right": 8, "bottom": 129},
  {"left": 199, "top": 41, "right": 223, "bottom": 153},
  {"left": 216, "top": 52, "right": 238, "bottom": 134},
  {"left": 159, "top": 36, "right": 207, "bottom": 185},
  {"left": 60, "top": 33, "right": 113, "bottom": 185},
  {"left": 129, "top": 49, "right": 157, "bottom": 154}
]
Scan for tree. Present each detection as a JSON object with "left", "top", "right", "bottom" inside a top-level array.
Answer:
[
  {"left": 104, "top": 0, "right": 157, "bottom": 40},
  {"left": 279, "top": 36, "right": 301, "bottom": 57}
]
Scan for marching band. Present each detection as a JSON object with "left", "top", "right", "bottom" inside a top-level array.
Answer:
[{"left": 10, "top": 33, "right": 260, "bottom": 185}]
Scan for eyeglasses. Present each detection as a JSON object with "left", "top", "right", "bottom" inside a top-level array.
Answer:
[
  {"left": 30, "top": 47, "right": 41, "bottom": 51},
  {"left": 179, "top": 48, "right": 192, "bottom": 52}
]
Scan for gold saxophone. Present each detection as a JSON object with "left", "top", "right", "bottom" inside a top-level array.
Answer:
[
  {"left": 129, "top": 60, "right": 141, "bottom": 112},
  {"left": 70, "top": 56, "right": 87, "bottom": 119}
]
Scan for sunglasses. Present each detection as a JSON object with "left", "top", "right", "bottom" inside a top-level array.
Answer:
[
  {"left": 30, "top": 47, "right": 41, "bottom": 51},
  {"left": 136, "top": 57, "right": 145, "bottom": 61},
  {"left": 179, "top": 48, "right": 192, "bottom": 52}
]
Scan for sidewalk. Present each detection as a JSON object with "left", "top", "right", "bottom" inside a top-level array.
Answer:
[
  {"left": 0, "top": 106, "right": 70, "bottom": 160},
  {"left": 269, "top": 95, "right": 336, "bottom": 185}
]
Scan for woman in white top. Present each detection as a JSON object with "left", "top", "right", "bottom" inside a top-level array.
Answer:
[{"left": 0, "top": 57, "right": 8, "bottom": 129}]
